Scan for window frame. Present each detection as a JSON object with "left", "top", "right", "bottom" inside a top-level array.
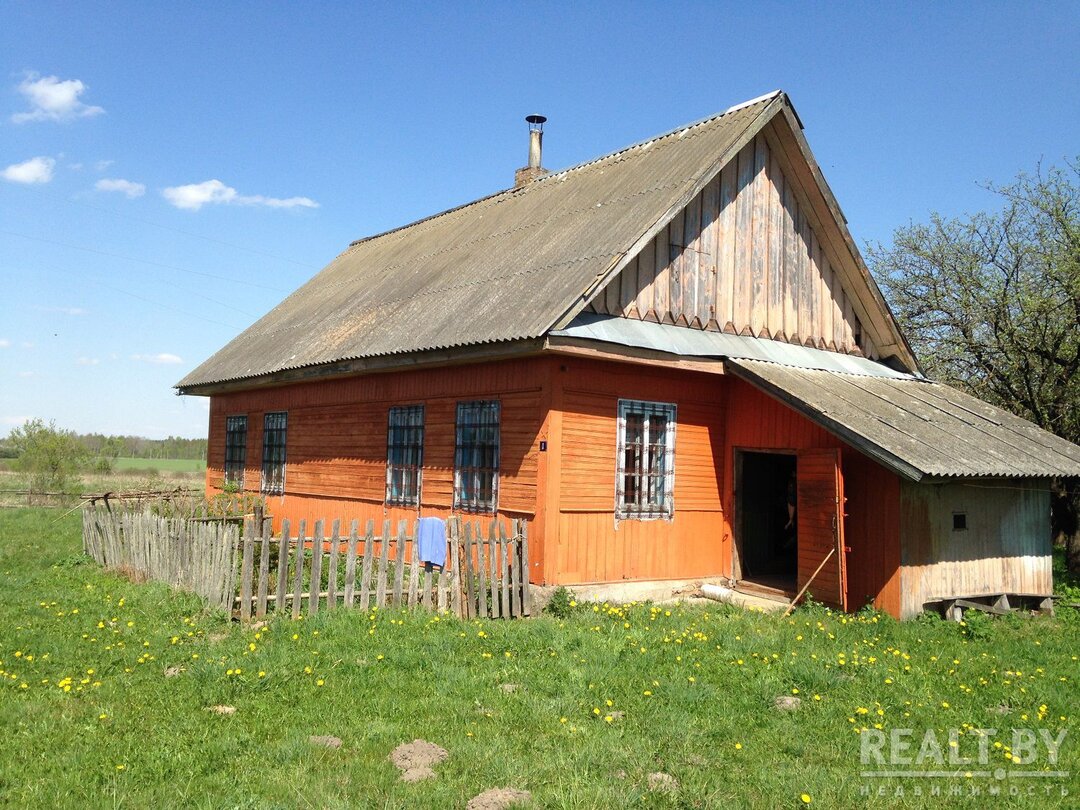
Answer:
[
  {"left": 453, "top": 400, "right": 500, "bottom": 513},
  {"left": 224, "top": 415, "right": 247, "bottom": 488},
  {"left": 615, "top": 399, "right": 676, "bottom": 520},
  {"left": 385, "top": 404, "right": 425, "bottom": 507},
  {"left": 261, "top": 411, "right": 287, "bottom": 495}
]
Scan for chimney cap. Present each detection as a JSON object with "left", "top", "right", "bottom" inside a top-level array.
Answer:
[{"left": 525, "top": 114, "right": 547, "bottom": 129}]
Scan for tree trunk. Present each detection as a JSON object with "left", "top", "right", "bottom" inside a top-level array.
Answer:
[{"left": 1051, "top": 478, "right": 1080, "bottom": 576}]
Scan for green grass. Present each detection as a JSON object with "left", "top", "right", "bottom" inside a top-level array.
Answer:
[
  {"left": 111, "top": 457, "right": 206, "bottom": 473},
  {"left": 0, "top": 509, "right": 1077, "bottom": 808}
]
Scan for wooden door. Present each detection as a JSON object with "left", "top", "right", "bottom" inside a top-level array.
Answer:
[{"left": 796, "top": 448, "right": 847, "bottom": 610}]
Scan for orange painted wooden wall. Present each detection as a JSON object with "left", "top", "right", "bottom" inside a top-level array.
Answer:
[
  {"left": 722, "top": 377, "right": 901, "bottom": 615},
  {"left": 545, "top": 357, "right": 726, "bottom": 584},
  {"left": 205, "top": 353, "right": 902, "bottom": 614},
  {"left": 206, "top": 357, "right": 549, "bottom": 543}
]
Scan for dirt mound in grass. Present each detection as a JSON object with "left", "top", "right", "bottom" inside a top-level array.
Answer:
[
  {"left": 389, "top": 739, "right": 449, "bottom": 782},
  {"left": 466, "top": 787, "right": 532, "bottom": 809},
  {"left": 647, "top": 772, "right": 679, "bottom": 793}
]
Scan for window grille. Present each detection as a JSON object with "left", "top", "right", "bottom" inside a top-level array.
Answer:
[
  {"left": 616, "top": 399, "right": 676, "bottom": 519},
  {"left": 261, "top": 411, "right": 287, "bottom": 495},
  {"left": 386, "top": 405, "right": 424, "bottom": 506},
  {"left": 224, "top": 415, "right": 247, "bottom": 487},
  {"left": 454, "top": 401, "right": 500, "bottom": 512}
]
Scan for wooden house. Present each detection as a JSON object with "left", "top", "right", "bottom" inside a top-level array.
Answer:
[{"left": 177, "top": 91, "right": 1080, "bottom": 618}]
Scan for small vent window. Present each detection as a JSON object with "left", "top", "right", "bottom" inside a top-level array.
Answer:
[{"left": 952, "top": 512, "right": 967, "bottom": 531}]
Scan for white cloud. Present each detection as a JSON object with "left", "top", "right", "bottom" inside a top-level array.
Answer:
[
  {"left": 20, "top": 342, "right": 34, "bottom": 349},
  {"left": 0, "top": 338, "right": 10, "bottom": 348},
  {"left": 12, "top": 74, "right": 105, "bottom": 123},
  {"left": 131, "top": 353, "right": 183, "bottom": 365},
  {"left": 162, "top": 179, "right": 318, "bottom": 211},
  {"left": 95, "top": 159, "right": 114, "bottom": 172},
  {"left": 76, "top": 357, "right": 100, "bottom": 366},
  {"left": 2, "top": 156, "right": 55, "bottom": 184},
  {"left": 96, "top": 178, "right": 145, "bottom": 198},
  {"left": 17, "top": 371, "right": 38, "bottom": 378}
]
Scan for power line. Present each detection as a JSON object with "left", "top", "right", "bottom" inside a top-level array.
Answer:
[{"left": 43, "top": 264, "right": 248, "bottom": 331}]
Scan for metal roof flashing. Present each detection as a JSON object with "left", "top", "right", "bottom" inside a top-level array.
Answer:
[{"left": 550, "top": 314, "right": 914, "bottom": 379}]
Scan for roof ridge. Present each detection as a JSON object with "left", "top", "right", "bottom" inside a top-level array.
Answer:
[
  {"left": 345, "top": 90, "right": 783, "bottom": 252},
  {"left": 530, "top": 90, "right": 783, "bottom": 186}
]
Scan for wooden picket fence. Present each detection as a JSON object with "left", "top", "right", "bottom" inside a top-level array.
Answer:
[
  {"left": 81, "top": 506, "right": 530, "bottom": 621},
  {"left": 82, "top": 506, "right": 239, "bottom": 611},
  {"left": 236, "top": 516, "right": 531, "bottom": 621}
]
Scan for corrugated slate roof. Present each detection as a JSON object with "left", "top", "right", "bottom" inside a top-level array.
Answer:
[
  {"left": 551, "top": 313, "right": 917, "bottom": 379},
  {"left": 177, "top": 93, "right": 781, "bottom": 390},
  {"left": 725, "top": 359, "right": 1080, "bottom": 481}
]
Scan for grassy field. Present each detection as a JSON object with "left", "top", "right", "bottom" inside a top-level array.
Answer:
[
  {"left": 111, "top": 457, "right": 206, "bottom": 474},
  {"left": 0, "top": 508, "right": 1077, "bottom": 808}
]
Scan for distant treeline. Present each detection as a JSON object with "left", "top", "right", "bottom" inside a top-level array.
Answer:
[{"left": 0, "top": 431, "right": 206, "bottom": 461}]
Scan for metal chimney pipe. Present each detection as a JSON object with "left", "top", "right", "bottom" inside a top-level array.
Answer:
[{"left": 526, "top": 114, "right": 546, "bottom": 169}]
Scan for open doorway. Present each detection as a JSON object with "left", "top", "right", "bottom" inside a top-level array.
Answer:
[{"left": 736, "top": 451, "right": 797, "bottom": 596}]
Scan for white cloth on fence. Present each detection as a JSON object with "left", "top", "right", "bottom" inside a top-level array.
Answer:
[{"left": 417, "top": 517, "right": 447, "bottom": 567}]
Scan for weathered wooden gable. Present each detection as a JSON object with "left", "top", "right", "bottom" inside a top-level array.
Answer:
[{"left": 588, "top": 116, "right": 889, "bottom": 360}]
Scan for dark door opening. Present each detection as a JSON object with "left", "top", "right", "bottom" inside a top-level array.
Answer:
[{"left": 737, "top": 451, "right": 797, "bottom": 593}]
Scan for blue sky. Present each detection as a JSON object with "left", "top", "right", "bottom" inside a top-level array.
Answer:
[{"left": 2, "top": 2, "right": 1077, "bottom": 439}]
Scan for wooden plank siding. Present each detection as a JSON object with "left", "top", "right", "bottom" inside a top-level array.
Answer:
[
  {"left": 722, "top": 377, "right": 900, "bottom": 612},
  {"left": 841, "top": 449, "right": 901, "bottom": 616},
  {"left": 550, "top": 357, "right": 726, "bottom": 584},
  {"left": 205, "top": 357, "right": 549, "bottom": 564},
  {"left": 898, "top": 480, "right": 1052, "bottom": 618},
  {"left": 208, "top": 353, "right": 907, "bottom": 613},
  {"left": 590, "top": 130, "right": 875, "bottom": 359}
]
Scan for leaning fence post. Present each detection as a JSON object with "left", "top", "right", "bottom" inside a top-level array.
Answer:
[
  {"left": 256, "top": 515, "right": 271, "bottom": 618},
  {"left": 344, "top": 519, "right": 359, "bottom": 607},
  {"left": 520, "top": 520, "right": 531, "bottom": 616},
  {"left": 327, "top": 519, "right": 340, "bottom": 610},
  {"left": 240, "top": 517, "right": 255, "bottom": 622},
  {"left": 450, "top": 518, "right": 462, "bottom": 618},
  {"left": 488, "top": 521, "right": 500, "bottom": 619},
  {"left": 276, "top": 519, "right": 291, "bottom": 614},
  {"left": 309, "top": 520, "right": 324, "bottom": 616},
  {"left": 408, "top": 521, "right": 420, "bottom": 608},
  {"left": 393, "top": 520, "right": 407, "bottom": 608},
  {"left": 477, "top": 520, "right": 490, "bottom": 618},
  {"left": 291, "top": 520, "right": 307, "bottom": 620},
  {"left": 509, "top": 521, "right": 522, "bottom": 618},
  {"left": 462, "top": 522, "right": 475, "bottom": 619},
  {"left": 376, "top": 519, "right": 391, "bottom": 609},
  {"left": 359, "top": 520, "right": 374, "bottom": 610}
]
